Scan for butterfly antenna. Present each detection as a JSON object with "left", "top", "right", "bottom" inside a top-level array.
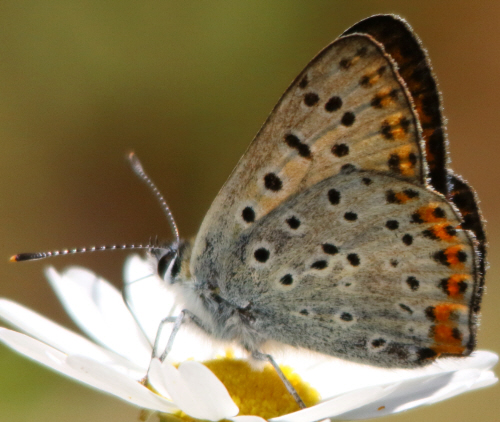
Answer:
[
  {"left": 10, "top": 243, "right": 151, "bottom": 262},
  {"left": 128, "top": 152, "right": 180, "bottom": 244},
  {"left": 11, "top": 153, "right": 178, "bottom": 263}
]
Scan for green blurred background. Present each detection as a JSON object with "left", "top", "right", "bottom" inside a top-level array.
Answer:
[{"left": 1, "top": 1, "right": 498, "bottom": 421}]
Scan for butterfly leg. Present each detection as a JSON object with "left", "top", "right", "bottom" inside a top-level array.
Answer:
[
  {"left": 153, "top": 310, "right": 206, "bottom": 362},
  {"left": 146, "top": 310, "right": 207, "bottom": 381},
  {"left": 252, "top": 351, "right": 306, "bottom": 409},
  {"left": 151, "top": 315, "right": 178, "bottom": 359}
]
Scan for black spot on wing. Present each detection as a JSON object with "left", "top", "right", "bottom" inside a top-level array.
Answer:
[
  {"left": 371, "top": 338, "right": 386, "bottom": 348},
  {"left": 399, "top": 303, "right": 413, "bottom": 314},
  {"left": 322, "top": 243, "right": 339, "bottom": 255},
  {"left": 341, "top": 111, "right": 355, "bottom": 126},
  {"left": 286, "top": 216, "right": 301, "bottom": 229},
  {"left": 340, "top": 312, "right": 353, "bottom": 322},
  {"left": 406, "top": 276, "right": 419, "bottom": 291},
  {"left": 304, "top": 92, "right": 320, "bottom": 106},
  {"left": 284, "top": 134, "right": 311, "bottom": 158},
  {"left": 311, "top": 260, "right": 328, "bottom": 270},
  {"left": 328, "top": 189, "right": 341, "bottom": 205},
  {"left": 344, "top": 211, "right": 357, "bottom": 221},
  {"left": 347, "top": 253, "right": 360, "bottom": 266},
  {"left": 280, "top": 274, "right": 293, "bottom": 286},
  {"left": 264, "top": 173, "right": 282, "bottom": 191},
  {"left": 417, "top": 347, "right": 438, "bottom": 361},
  {"left": 242, "top": 206, "right": 255, "bottom": 223},
  {"left": 402, "top": 234, "right": 413, "bottom": 245},
  {"left": 254, "top": 248, "right": 270, "bottom": 263},
  {"left": 325, "top": 96, "right": 342, "bottom": 112},
  {"left": 299, "top": 75, "right": 309, "bottom": 88},
  {"left": 332, "top": 143, "right": 349, "bottom": 157},
  {"left": 386, "top": 220, "right": 399, "bottom": 230}
]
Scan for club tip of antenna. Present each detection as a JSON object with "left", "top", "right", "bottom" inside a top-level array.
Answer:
[
  {"left": 127, "top": 151, "right": 144, "bottom": 174},
  {"left": 9, "top": 252, "right": 43, "bottom": 262}
]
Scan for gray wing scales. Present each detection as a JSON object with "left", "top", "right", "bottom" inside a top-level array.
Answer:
[
  {"left": 187, "top": 27, "right": 481, "bottom": 368},
  {"left": 191, "top": 34, "right": 426, "bottom": 274},
  {"left": 216, "top": 171, "right": 478, "bottom": 367}
]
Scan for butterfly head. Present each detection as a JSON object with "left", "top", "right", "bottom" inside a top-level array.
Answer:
[{"left": 150, "top": 240, "right": 192, "bottom": 284}]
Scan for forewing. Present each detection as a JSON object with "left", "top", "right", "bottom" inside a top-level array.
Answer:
[
  {"left": 344, "top": 14, "right": 449, "bottom": 195},
  {"left": 216, "top": 171, "right": 479, "bottom": 368},
  {"left": 192, "top": 33, "right": 427, "bottom": 274}
]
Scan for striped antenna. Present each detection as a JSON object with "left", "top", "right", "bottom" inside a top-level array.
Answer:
[
  {"left": 11, "top": 153, "right": 179, "bottom": 263},
  {"left": 10, "top": 244, "right": 153, "bottom": 262},
  {"left": 128, "top": 152, "right": 180, "bottom": 244}
]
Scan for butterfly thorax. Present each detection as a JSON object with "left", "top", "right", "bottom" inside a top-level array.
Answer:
[{"left": 152, "top": 239, "right": 269, "bottom": 353}]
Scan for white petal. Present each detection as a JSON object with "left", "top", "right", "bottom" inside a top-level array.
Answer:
[
  {"left": 123, "top": 255, "right": 178, "bottom": 344},
  {"left": 148, "top": 358, "right": 172, "bottom": 399},
  {"left": 231, "top": 417, "right": 267, "bottom": 422},
  {"left": 337, "top": 374, "right": 452, "bottom": 419},
  {"left": 413, "top": 369, "right": 492, "bottom": 406},
  {"left": 468, "top": 370, "right": 498, "bottom": 390},
  {"left": 270, "top": 384, "right": 398, "bottom": 422},
  {"left": 0, "top": 328, "right": 175, "bottom": 412},
  {"left": 294, "top": 349, "right": 498, "bottom": 400},
  {"left": 149, "top": 358, "right": 239, "bottom": 421},
  {"left": 292, "top": 357, "right": 403, "bottom": 399},
  {"left": 123, "top": 254, "right": 155, "bottom": 282},
  {"left": 0, "top": 327, "right": 72, "bottom": 370},
  {"left": 45, "top": 266, "right": 151, "bottom": 366},
  {"left": 0, "top": 299, "right": 144, "bottom": 378},
  {"left": 434, "top": 350, "right": 498, "bottom": 372},
  {"left": 275, "top": 349, "right": 411, "bottom": 399},
  {"left": 67, "top": 355, "right": 177, "bottom": 412},
  {"left": 277, "top": 350, "right": 497, "bottom": 420},
  {"left": 336, "top": 368, "right": 497, "bottom": 419},
  {"left": 397, "top": 371, "right": 477, "bottom": 411}
]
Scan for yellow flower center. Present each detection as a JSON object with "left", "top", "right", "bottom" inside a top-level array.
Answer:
[{"left": 159, "top": 354, "right": 320, "bottom": 422}]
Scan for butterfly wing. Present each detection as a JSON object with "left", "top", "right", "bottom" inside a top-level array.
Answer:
[
  {"left": 214, "top": 169, "right": 479, "bottom": 367},
  {"left": 344, "top": 14, "right": 487, "bottom": 324},
  {"left": 344, "top": 14, "right": 449, "bottom": 196},
  {"left": 189, "top": 15, "right": 485, "bottom": 367},
  {"left": 447, "top": 173, "right": 486, "bottom": 315},
  {"left": 192, "top": 31, "right": 427, "bottom": 277}
]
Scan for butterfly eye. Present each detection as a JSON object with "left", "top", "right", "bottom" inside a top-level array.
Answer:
[{"left": 157, "top": 249, "right": 178, "bottom": 280}]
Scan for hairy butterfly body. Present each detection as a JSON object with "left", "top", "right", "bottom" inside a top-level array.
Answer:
[{"left": 154, "top": 15, "right": 485, "bottom": 369}]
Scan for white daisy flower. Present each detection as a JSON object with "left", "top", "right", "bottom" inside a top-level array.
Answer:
[{"left": 0, "top": 255, "right": 497, "bottom": 422}]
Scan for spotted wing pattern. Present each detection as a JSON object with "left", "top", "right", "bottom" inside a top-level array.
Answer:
[
  {"left": 210, "top": 170, "right": 478, "bottom": 367},
  {"left": 344, "top": 14, "right": 449, "bottom": 196},
  {"left": 189, "top": 15, "right": 484, "bottom": 368},
  {"left": 192, "top": 33, "right": 426, "bottom": 272},
  {"left": 344, "top": 15, "right": 486, "bottom": 300},
  {"left": 345, "top": 14, "right": 487, "bottom": 327},
  {"left": 448, "top": 173, "right": 486, "bottom": 314}
]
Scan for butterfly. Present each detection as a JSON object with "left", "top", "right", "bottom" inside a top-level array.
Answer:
[
  {"left": 149, "top": 13, "right": 486, "bottom": 371},
  {"left": 14, "top": 14, "right": 487, "bottom": 406}
]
